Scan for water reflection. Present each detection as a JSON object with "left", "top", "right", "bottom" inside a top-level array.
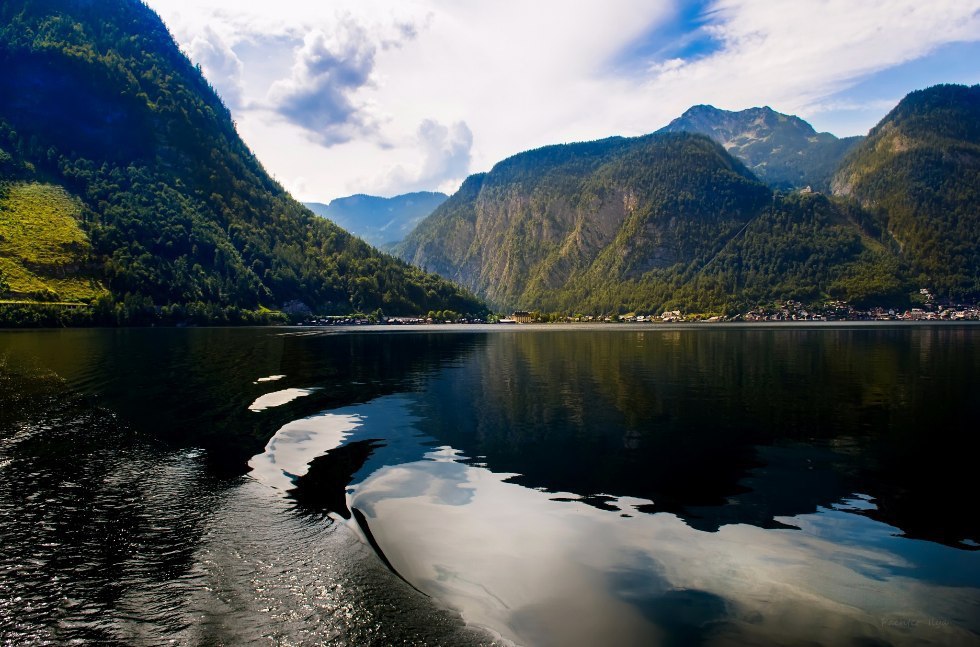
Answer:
[
  {"left": 410, "top": 328, "right": 980, "bottom": 546},
  {"left": 258, "top": 383, "right": 980, "bottom": 646},
  {"left": 2, "top": 325, "right": 980, "bottom": 646},
  {"left": 264, "top": 326, "right": 980, "bottom": 645},
  {"left": 0, "top": 329, "right": 491, "bottom": 645},
  {"left": 0, "top": 328, "right": 484, "bottom": 472},
  {"left": 248, "top": 412, "right": 363, "bottom": 492},
  {"left": 360, "top": 449, "right": 980, "bottom": 645},
  {"left": 350, "top": 450, "right": 980, "bottom": 645},
  {"left": 247, "top": 387, "right": 318, "bottom": 411}
]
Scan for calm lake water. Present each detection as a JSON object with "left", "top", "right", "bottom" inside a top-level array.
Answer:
[{"left": 1, "top": 325, "right": 978, "bottom": 646}]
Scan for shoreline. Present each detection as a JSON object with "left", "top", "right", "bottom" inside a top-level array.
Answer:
[{"left": 5, "top": 320, "right": 980, "bottom": 334}]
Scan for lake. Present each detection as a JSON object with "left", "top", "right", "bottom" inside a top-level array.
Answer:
[{"left": 1, "top": 325, "right": 978, "bottom": 646}]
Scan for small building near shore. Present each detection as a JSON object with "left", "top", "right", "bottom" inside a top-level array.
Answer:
[{"left": 511, "top": 311, "right": 535, "bottom": 324}]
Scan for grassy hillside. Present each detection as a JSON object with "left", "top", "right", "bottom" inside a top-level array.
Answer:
[
  {"left": 0, "top": 181, "right": 107, "bottom": 303},
  {"left": 0, "top": 0, "right": 484, "bottom": 325}
]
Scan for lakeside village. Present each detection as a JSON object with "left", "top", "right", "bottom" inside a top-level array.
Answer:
[{"left": 299, "top": 290, "right": 980, "bottom": 326}]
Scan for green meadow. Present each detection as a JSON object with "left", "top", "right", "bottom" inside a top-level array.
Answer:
[{"left": 0, "top": 182, "right": 107, "bottom": 303}]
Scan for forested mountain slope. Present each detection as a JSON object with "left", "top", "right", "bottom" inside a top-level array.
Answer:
[
  {"left": 397, "top": 85, "right": 978, "bottom": 314},
  {"left": 396, "top": 133, "right": 896, "bottom": 313},
  {"left": 832, "top": 84, "right": 980, "bottom": 299},
  {"left": 0, "top": 0, "right": 484, "bottom": 324}
]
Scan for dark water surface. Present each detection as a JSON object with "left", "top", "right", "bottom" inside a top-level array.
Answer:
[{"left": 1, "top": 325, "right": 978, "bottom": 646}]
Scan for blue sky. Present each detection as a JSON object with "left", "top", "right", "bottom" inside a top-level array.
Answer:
[
  {"left": 146, "top": 0, "right": 980, "bottom": 202},
  {"left": 611, "top": 1, "right": 721, "bottom": 69},
  {"left": 805, "top": 39, "right": 980, "bottom": 135}
]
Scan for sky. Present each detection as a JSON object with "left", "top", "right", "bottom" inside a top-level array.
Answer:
[{"left": 144, "top": 0, "right": 980, "bottom": 203}]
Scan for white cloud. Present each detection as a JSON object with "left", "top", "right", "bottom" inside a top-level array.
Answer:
[
  {"left": 418, "top": 120, "right": 473, "bottom": 192},
  {"left": 267, "top": 21, "right": 384, "bottom": 146},
  {"left": 803, "top": 98, "right": 901, "bottom": 116},
  {"left": 145, "top": 0, "right": 980, "bottom": 203},
  {"left": 378, "top": 120, "right": 474, "bottom": 195},
  {"left": 186, "top": 26, "right": 244, "bottom": 108},
  {"left": 617, "top": 0, "right": 980, "bottom": 134}
]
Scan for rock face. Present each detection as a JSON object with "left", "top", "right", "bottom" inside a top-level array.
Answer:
[
  {"left": 659, "top": 105, "right": 863, "bottom": 191},
  {"left": 395, "top": 133, "right": 775, "bottom": 311}
]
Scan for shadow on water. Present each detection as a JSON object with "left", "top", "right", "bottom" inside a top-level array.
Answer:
[
  {"left": 0, "top": 356, "right": 225, "bottom": 644},
  {"left": 289, "top": 439, "right": 385, "bottom": 519}
]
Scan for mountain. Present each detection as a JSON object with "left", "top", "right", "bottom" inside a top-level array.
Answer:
[
  {"left": 659, "top": 105, "right": 862, "bottom": 191},
  {"left": 0, "top": 0, "right": 484, "bottom": 325},
  {"left": 395, "top": 132, "right": 897, "bottom": 314},
  {"left": 398, "top": 86, "right": 980, "bottom": 314},
  {"left": 832, "top": 84, "right": 980, "bottom": 299},
  {"left": 305, "top": 192, "right": 447, "bottom": 248}
]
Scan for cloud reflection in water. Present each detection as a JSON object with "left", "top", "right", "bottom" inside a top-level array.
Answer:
[
  {"left": 248, "top": 411, "right": 362, "bottom": 492},
  {"left": 348, "top": 442, "right": 979, "bottom": 647},
  {"left": 247, "top": 387, "right": 319, "bottom": 412}
]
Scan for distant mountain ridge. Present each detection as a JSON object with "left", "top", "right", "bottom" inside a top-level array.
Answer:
[
  {"left": 305, "top": 192, "right": 448, "bottom": 248},
  {"left": 658, "top": 104, "right": 863, "bottom": 191}
]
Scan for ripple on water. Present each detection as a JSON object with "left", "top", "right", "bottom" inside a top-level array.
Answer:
[
  {"left": 175, "top": 479, "right": 497, "bottom": 646},
  {"left": 0, "top": 380, "right": 497, "bottom": 646}
]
